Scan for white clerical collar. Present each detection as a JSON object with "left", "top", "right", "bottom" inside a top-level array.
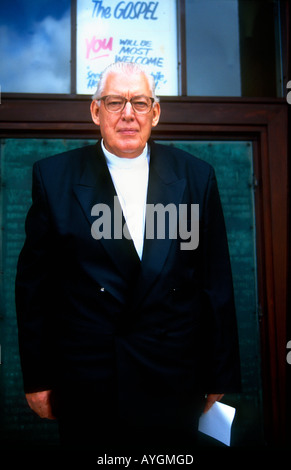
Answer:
[{"left": 101, "top": 139, "right": 149, "bottom": 169}]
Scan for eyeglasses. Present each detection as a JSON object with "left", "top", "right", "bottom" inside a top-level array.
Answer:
[{"left": 96, "top": 95, "right": 155, "bottom": 114}]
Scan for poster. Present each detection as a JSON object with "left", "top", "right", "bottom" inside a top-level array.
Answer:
[{"left": 77, "top": 0, "right": 178, "bottom": 95}]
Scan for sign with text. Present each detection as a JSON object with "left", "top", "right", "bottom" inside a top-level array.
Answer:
[{"left": 77, "top": 0, "right": 178, "bottom": 95}]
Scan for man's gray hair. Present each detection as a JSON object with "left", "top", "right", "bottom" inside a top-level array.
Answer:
[{"left": 92, "top": 62, "right": 160, "bottom": 103}]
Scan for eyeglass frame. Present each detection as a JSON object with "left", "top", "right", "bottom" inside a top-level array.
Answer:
[{"left": 95, "top": 94, "right": 156, "bottom": 114}]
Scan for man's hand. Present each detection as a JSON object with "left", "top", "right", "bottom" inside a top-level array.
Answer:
[
  {"left": 203, "top": 393, "right": 224, "bottom": 414},
  {"left": 25, "top": 390, "right": 56, "bottom": 420}
]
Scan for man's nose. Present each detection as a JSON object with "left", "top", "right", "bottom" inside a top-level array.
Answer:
[{"left": 121, "top": 101, "right": 135, "bottom": 119}]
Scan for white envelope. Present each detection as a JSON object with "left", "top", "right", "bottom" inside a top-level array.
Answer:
[{"left": 198, "top": 401, "right": 236, "bottom": 446}]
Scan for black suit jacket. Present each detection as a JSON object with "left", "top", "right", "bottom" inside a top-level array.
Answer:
[{"left": 15, "top": 140, "right": 240, "bottom": 427}]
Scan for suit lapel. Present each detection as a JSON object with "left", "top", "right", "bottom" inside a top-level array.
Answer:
[{"left": 73, "top": 142, "right": 140, "bottom": 282}]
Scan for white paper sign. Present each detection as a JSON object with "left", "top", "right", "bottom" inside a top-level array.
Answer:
[
  {"left": 198, "top": 402, "right": 236, "bottom": 446},
  {"left": 76, "top": 0, "right": 178, "bottom": 95}
]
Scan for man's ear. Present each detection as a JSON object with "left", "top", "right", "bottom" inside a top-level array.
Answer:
[
  {"left": 152, "top": 102, "right": 161, "bottom": 128},
  {"left": 90, "top": 100, "right": 100, "bottom": 126}
]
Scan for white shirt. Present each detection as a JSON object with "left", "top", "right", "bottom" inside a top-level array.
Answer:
[{"left": 101, "top": 139, "right": 149, "bottom": 259}]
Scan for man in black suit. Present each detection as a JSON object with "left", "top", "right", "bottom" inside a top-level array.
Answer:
[{"left": 15, "top": 62, "right": 240, "bottom": 452}]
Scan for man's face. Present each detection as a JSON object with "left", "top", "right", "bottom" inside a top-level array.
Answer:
[{"left": 90, "top": 72, "right": 161, "bottom": 158}]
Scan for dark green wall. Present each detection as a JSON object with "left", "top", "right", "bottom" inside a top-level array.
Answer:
[{"left": 0, "top": 138, "right": 263, "bottom": 449}]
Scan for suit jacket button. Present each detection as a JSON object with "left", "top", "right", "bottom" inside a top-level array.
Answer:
[
  {"left": 156, "top": 328, "right": 167, "bottom": 338},
  {"left": 171, "top": 287, "right": 179, "bottom": 294},
  {"left": 99, "top": 287, "right": 105, "bottom": 292}
]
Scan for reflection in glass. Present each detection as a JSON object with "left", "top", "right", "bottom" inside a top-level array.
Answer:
[
  {"left": 185, "top": 0, "right": 241, "bottom": 96},
  {"left": 0, "top": 0, "right": 71, "bottom": 93},
  {"left": 185, "top": 0, "right": 282, "bottom": 97}
]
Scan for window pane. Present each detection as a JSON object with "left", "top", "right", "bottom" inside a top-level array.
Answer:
[
  {"left": 0, "top": 0, "right": 71, "bottom": 93},
  {"left": 185, "top": 0, "right": 242, "bottom": 96},
  {"left": 0, "top": 137, "right": 263, "bottom": 446},
  {"left": 185, "top": 0, "right": 282, "bottom": 97},
  {"left": 238, "top": 0, "right": 282, "bottom": 97},
  {"left": 76, "top": 0, "right": 178, "bottom": 96}
]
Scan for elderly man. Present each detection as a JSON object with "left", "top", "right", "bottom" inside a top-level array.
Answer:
[{"left": 16, "top": 62, "right": 240, "bottom": 452}]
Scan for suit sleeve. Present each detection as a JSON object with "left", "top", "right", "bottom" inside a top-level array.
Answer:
[
  {"left": 202, "top": 167, "right": 241, "bottom": 393},
  {"left": 15, "top": 162, "right": 58, "bottom": 393}
]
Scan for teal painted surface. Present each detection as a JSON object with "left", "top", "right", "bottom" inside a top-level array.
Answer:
[{"left": 0, "top": 138, "right": 263, "bottom": 448}]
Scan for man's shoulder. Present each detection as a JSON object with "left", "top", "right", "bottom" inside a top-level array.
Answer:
[
  {"left": 33, "top": 144, "right": 100, "bottom": 187},
  {"left": 151, "top": 141, "right": 214, "bottom": 176},
  {"left": 35, "top": 143, "right": 98, "bottom": 170}
]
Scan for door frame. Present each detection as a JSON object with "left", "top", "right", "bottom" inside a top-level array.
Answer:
[{"left": 0, "top": 95, "right": 289, "bottom": 444}]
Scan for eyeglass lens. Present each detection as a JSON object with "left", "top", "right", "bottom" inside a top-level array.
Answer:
[{"left": 103, "top": 96, "right": 153, "bottom": 113}]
